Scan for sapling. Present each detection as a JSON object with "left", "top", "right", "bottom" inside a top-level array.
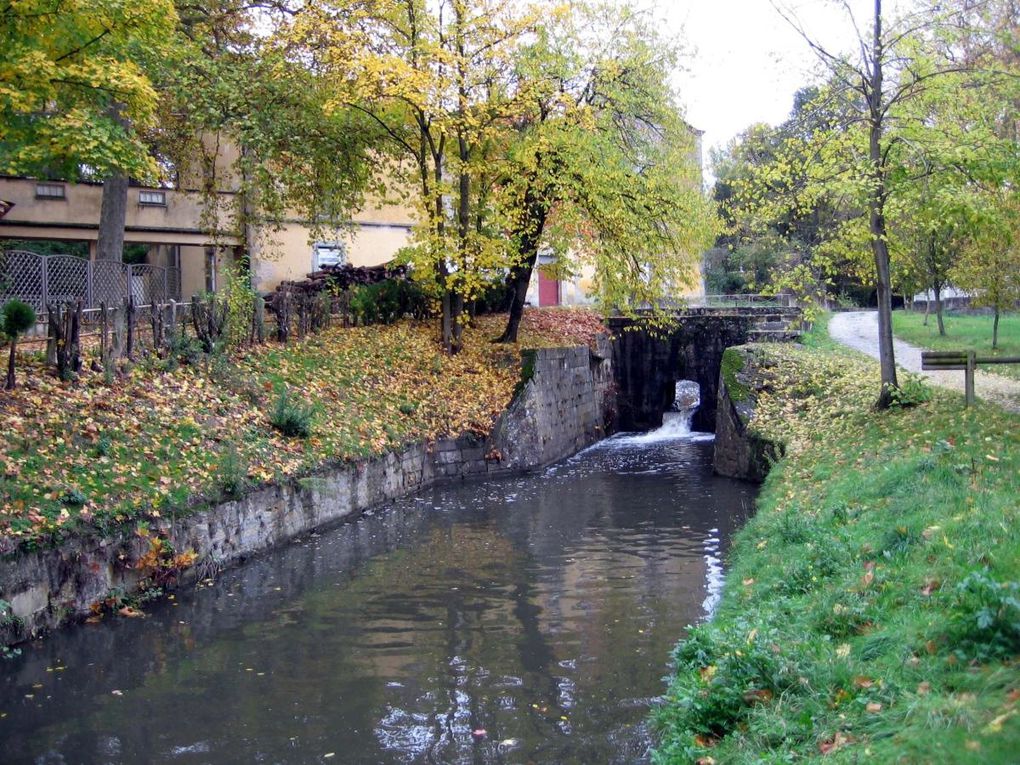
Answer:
[{"left": 2, "top": 299, "right": 36, "bottom": 390}]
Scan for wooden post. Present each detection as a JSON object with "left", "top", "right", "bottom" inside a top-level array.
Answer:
[
  {"left": 965, "top": 350, "right": 976, "bottom": 407},
  {"left": 99, "top": 302, "right": 109, "bottom": 370},
  {"left": 126, "top": 295, "right": 135, "bottom": 360}
]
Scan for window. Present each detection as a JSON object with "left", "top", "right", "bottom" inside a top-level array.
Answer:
[
  {"left": 205, "top": 248, "right": 217, "bottom": 293},
  {"left": 35, "top": 183, "right": 66, "bottom": 200},
  {"left": 138, "top": 190, "right": 167, "bottom": 207},
  {"left": 313, "top": 241, "right": 347, "bottom": 270}
]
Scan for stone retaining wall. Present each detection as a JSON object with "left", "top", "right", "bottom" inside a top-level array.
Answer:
[
  {"left": 1, "top": 337, "right": 614, "bottom": 645},
  {"left": 712, "top": 345, "right": 785, "bottom": 482}
]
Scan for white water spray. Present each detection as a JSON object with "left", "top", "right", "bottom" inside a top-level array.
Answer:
[{"left": 614, "top": 380, "right": 712, "bottom": 444}]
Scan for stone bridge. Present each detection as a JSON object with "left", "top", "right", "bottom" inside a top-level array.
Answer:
[{"left": 608, "top": 306, "right": 802, "bottom": 433}]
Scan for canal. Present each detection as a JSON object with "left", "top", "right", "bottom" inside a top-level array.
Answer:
[{"left": 1, "top": 427, "right": 754, "bottom": 764}]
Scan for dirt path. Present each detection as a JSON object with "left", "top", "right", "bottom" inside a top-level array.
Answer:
[{"left": 828, "top": 311, "right": 1020, "bottom": 413}]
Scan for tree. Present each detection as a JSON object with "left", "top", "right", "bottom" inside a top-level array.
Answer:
[
  {"left": 892, "top": 175, "right": 962, "bottom": 334},
  {"left": 144, "top": 0, "right": 379, "bottom": 277},
  {"left": 287, "top": 0, "right": 536, "bottom": 352},
  {"left": 2, "top": 300, "right": 36, "bottom": 390},
  {"left": 287, "top": 0, "right": 712, "bottom": 348},
  {"left": 710, "top": 100, "right": 869, "bottom": 309},
  {"left": 0, "top": 0, "right": 177, "bottom": 180},
  {"left": 953, "top": 188, "right": 1020, "bottom": 349},
  {"left": 491, "top": 2, "right": 713, "bottom": 342},
  {"left": 765, "top": 0, "right": 1007, "bottom": 406}
]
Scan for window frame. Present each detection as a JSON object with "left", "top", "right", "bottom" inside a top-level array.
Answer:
[{"left": 35, "top": 183, "right": 66, "bottom": 200}]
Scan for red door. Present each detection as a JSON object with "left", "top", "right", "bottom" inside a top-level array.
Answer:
[{"left": 538, "top": 271, "right": 561, "bottom": 306}]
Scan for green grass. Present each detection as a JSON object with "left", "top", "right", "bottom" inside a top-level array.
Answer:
[
  {"left": 893, "top": 310, "right": 1020, "bottom": 382},
  {"left": 654, "top": 339, "right": 1020, "bottom": 763}
]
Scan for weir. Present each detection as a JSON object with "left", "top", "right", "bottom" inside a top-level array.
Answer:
[{"left": 608, "top": 306, "right": 801, "bottom": 433}]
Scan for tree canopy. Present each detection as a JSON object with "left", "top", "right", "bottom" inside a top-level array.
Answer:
[{"left": 0, "top": 0, "right": 178, "bottom": 180}]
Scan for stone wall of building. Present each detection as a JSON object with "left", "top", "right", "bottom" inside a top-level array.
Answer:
[{"left": 0, "top": 337, "right": 615, "bottom": 645}]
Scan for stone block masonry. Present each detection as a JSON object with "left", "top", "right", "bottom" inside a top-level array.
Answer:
[{"left": 0, "top": 336, "right": 615, "bottom": 645}]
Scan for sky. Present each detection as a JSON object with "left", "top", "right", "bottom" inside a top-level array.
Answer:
[{"left": 662, "top": 1, "right": 882, "bottom": 176}]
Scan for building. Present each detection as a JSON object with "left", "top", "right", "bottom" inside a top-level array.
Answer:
[
  {"left": 0, "top": 139, "right": 415, "bottom": 309},
  {"left": 1, "top": 126, "right": 707, "bottom": 311}
]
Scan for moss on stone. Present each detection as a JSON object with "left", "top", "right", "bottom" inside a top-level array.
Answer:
[{"left": 720, "top": 346, "right": 752, "bottom": 404}]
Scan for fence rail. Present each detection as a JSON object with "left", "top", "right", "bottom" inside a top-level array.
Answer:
[
  {"left": 685, "top": 293, "right": 797, "bottom": 309},
  {"left": 0, "top": 250, "right": 181, "bottom": 315}
]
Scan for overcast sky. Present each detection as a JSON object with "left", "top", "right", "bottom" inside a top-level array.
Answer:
[{"left": 662, "top": 1, "right": 890, "bottom": 176}]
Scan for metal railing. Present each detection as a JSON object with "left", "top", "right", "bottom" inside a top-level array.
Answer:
[
  {"left": 0, "top": 250, "right": 181, "bottom": 314},
  {"left": 685, "top": 293, "right": 797, "bottom": 309}
]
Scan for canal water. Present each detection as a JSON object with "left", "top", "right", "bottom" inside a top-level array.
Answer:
[{"left": 1, "top": 426, "right": 754, "bottom": 764}]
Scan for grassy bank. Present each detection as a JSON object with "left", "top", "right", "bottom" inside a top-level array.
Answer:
[
  {"left": 892, "top": 310, "right": 1020, "bottom": 382},
  {"left": 654, "top": 324, "right": 1020, "bottom": 763},
  {"left": 0, "top": 309, "right": 603, "bottom": 550}
]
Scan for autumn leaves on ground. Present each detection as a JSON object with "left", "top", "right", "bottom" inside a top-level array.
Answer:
[{"left": 0, "top": 309, "right": 604, "bottom": 550}]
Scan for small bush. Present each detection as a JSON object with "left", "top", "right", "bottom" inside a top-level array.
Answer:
[
  {"left": 887, "top": 373, "right": 932, "bottom": 408},
  {"left": 947, "top": 570, "right": 1020, "bottom": 660},
  {"left": 3, "top": 299, "right": 37, "bottom": 390},
  {"left": 168, "top": 332, "right": 202, "bottom": 366},
  {"left": 2, "top": 299, "right": 36, "bottom": 338},
  {"left": 270, "top": 389, "right": 315, "bottom": 438},
  {"left": 349, "top": 279, "right": 431, "bottom": 325},
  {"left": 217, "top": 444, "right": 248, "bottom": 497}
]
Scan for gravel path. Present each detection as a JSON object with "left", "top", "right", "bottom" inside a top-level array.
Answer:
[{"left": 828, "top": 311, "right": 1020, "bottom": 413}]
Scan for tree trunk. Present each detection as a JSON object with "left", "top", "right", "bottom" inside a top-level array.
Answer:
[
  {"left": 934, "top": 283, "right": 946, "bottom": 336},
  {"left": 923, "top": 296, "right": 930, "bottom": 326},
  {"left": 5, "top": 337, "right": 16, "bottom": 390},
  {"left": 497, "top": 184, "right": 549, "bottom": 344},
  {"left": 993, "top": 307, "right": 1000, "bottom": 350},
  {"left": 869, "top": 0, "right": 898, "bottom": 409},
  {"left": 97, "top": 173, "right": 129, "bottom": 262},
  {"left": 497, "top": 252, "right": 539, "bottom": 343}
]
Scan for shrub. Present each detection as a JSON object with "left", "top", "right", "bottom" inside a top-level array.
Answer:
[
  {"left": 217, "top": 444, "right": 248, "bottom": 497},
  {"left": 349, "top": 279, "right": 431, "bottom": 325},
  {"left": 947, "top": 570, "right": 1020, "bottom": 660},
  {"left": 270, "top": 389, "right": 315, "bottom": 438},
  {"left": 2, "top": 298, "right": 37, "bottom": 390},
  {"left": 887, "top": 373, "right": 932, "bottom": 408}
]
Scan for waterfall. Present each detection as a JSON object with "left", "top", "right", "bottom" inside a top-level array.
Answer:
[{"left": 612, "top": 380, "right": 709, "bottom": 444}]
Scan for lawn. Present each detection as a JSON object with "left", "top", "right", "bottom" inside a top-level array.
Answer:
[
  {"left": 0, "top": 309, "right": 604, "bottom": 550},
  {"left": 892, "top": 310, "right": 1020, "bottom": 382},
  {"left": 654, "top": 318, "right": 1020, "bottom": 763}
]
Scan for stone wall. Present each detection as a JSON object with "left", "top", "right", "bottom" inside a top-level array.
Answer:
[
  {"left": 712, "top": 345, "right": 784, "bottom": 482},
  {"left": 609, "top": 307, "right": 801, "bottom": 433},
  {"left": 0, "top": 337, "right": 615, "bottom": 645}
]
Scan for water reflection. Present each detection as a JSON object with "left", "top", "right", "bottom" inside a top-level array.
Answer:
[{"left": 0, "top": 432, "right": 753, "bottom": 764}]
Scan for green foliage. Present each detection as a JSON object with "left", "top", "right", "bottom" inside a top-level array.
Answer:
[
  {"left": 658, "top": 622, "right": 806, "bottom": 755},
  {"left": 1, "top": 300, "right": 36, "bottom": 339},
  {"left": 59, "top": 487, "right": 87, "bottom": 507},
  {"left": 348, "top": 280, "right": 430, "bottom": 326},
  {"left": 948, "top": 571, "right": 1020, "bottom": 660},
  {"left": 886, "top": 373, "right": 933, "bottom": 409},
  {"left": 0, "top": 0, "right": 177, "bottom": 180},
  {"left": 269, "top": 389, "right": 315, "bottom": 439},
  {"left": 217, "top": 444, "right": 249, "bottom": 498},
  {"left": 221, "top": 264, "right": 256, "bottom": 348}
]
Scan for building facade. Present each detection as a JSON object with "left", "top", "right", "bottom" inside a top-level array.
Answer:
[{"left": 0, "top": 135, "right": 415, "bottom": 306}]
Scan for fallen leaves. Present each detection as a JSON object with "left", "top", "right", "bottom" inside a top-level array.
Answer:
[
  {"left": 0, "top": 310, "right": 602, "bottom": 547},
  {"left": 818, "top": 732, "right": 853, "bottom": 755}
]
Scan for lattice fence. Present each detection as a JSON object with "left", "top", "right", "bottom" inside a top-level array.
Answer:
[{"left": 0, "top": 250, "right": 182, "bottom": 313}]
